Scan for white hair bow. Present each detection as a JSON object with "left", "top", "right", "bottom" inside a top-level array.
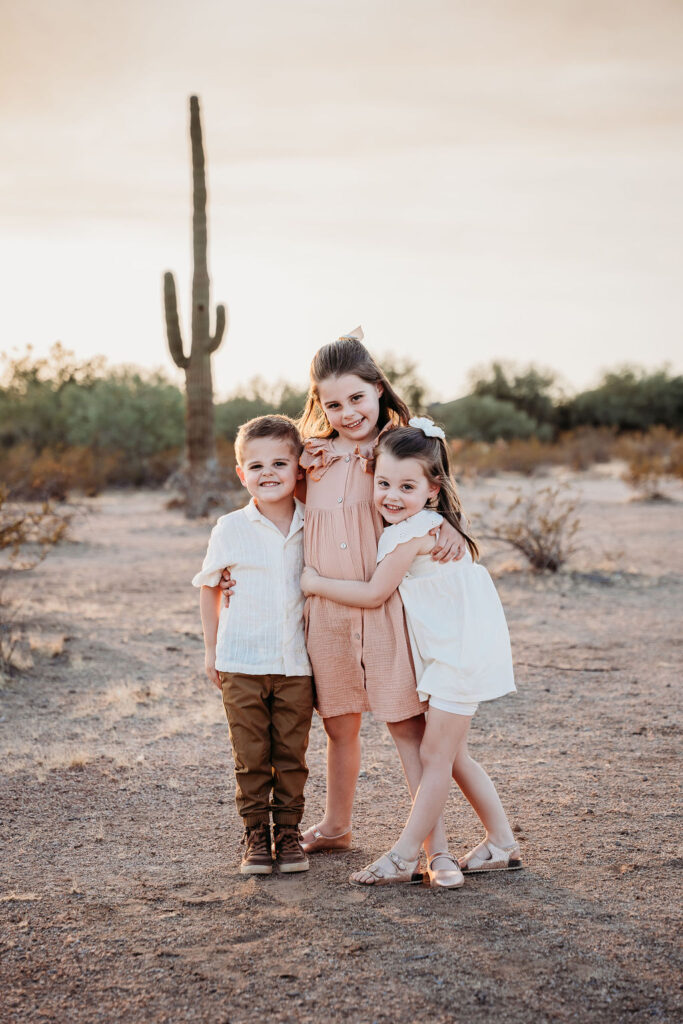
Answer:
[{"left": 409, "top": 416, "right": 445, "bottom": 440}]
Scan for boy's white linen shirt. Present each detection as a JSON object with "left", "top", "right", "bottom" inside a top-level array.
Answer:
[{"left": 192, "top": 498, "right": 311, "bottom": 676}]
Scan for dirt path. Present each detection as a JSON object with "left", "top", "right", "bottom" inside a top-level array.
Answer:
[{"left": 1, "top": 479, "right": 681, "bottom": 1023}]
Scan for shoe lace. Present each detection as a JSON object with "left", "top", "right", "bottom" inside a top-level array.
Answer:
[
  {"left": 276, "top": 828, "right": 302, "bottom": 855},
  {"left": 243, "top": 826, "right": 270, "bottom": 854}
]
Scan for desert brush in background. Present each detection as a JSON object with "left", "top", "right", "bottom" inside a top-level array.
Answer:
[
  {"left": 1, "top": 346, "right": 681, "bottom": 503},
  {"left": 0, "top": 487, "right": 70, "bottom": 675}
]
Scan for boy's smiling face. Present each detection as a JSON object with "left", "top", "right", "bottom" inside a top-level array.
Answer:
[{"left": 236, "top": 436, "right": 302, "bottom": 507}]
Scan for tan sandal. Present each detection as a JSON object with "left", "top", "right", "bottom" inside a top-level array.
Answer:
[
  {"left": 426, "top": 852, "right": 465, "bottom": 889},
  {"left": 459, "top": 839, "right": 523, "bottom": 873},
  {"left": 300, "top": 825, "right": 352, "bottom": 854},
  {"left": 349, "top": 850, "right": 423, "bottom": 887}
]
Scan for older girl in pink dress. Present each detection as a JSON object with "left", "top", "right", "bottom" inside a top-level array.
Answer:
[{"left": 297, "top": 330, "right": 466, "bottom": 880}]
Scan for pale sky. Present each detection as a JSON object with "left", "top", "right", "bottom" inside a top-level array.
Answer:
[{"left": 1, "top": 0, "right": 682, "bottom": 400}]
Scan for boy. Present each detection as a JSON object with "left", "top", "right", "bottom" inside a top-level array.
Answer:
[{"left": 192, "top": 415, "right": 313, "bottom": 875}]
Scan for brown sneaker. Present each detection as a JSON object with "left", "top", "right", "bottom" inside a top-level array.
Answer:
[
  {"left": 273, "top": 825, "right": 310, "bottom": 873},
  {"left": 240, "top": 824, "right": 273, "bottom": 875}
]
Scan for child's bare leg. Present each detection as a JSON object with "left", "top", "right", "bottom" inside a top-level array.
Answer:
[
  {"left": 391, "top": 710, "right": 471, "bottom": 863},
  {"left": 386, "top": 714, "right": 449, "bottom": 860},
  {"left": 305, "top": 712, "right": 361, "bottom": 837},
  {"left": 451, "top": 742, "right": 515, "bottom": 849}
]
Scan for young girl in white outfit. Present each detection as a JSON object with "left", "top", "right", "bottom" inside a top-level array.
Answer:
[{"left": 301, "top": 418, "right": 521, "bottom": 887}]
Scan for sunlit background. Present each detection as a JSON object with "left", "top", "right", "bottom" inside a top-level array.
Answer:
[{"left": 2, "top": 0, "right": 682, "bottom": 399}]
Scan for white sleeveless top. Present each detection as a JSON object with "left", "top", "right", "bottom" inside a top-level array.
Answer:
[{"left": 377, "top": 510, "right": 515, "bottom": 706}]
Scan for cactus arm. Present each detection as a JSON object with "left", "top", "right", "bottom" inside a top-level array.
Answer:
[
  {"left": 207, "top": 303, "right": 226, "bottom": 353},
  {"left": 163, "top": 271, "right": 190, "bottom": 369}
]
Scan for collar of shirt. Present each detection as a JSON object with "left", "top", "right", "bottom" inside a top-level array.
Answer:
[{"left": 243, "top": 497, "right": 305, "bottom": 540}]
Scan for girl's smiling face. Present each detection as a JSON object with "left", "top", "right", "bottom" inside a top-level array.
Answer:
[
  {"left": 317, "top": 373, "right": 383, "bottom": 447},
  {"left": 373, "top": 450, "right": 440, "bottom": 524}
]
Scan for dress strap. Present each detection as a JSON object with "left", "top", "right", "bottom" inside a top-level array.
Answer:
[{"left": 377, "top": 510, "right": 443, "bottom": 563}]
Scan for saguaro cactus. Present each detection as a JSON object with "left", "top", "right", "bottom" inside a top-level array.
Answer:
[{"left": 164, "top": 95, "right": 226, "bottom": 513}]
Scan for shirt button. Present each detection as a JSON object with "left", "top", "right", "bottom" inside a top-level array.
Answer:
[
  {"left": 340, "top": 542, "right": 347, "bottom": 549},
  {"left": 354, "top": 632, "right": 360, "bottom": 640},
  {"left": 344, "top": 455, "right": 350, "bottom": 463},
  {"left": 337, "top": 496, "right": 343, "bottom": 503}
]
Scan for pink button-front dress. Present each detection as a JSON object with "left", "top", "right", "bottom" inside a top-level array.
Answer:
[{"left": 300, "top": 436, "right": 425, "bottom": 723}]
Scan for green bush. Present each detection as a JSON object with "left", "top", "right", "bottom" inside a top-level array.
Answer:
[
  {"left": 468, "top": 361, "right": 561, "bottom": 430},
  {"left": 430, "top": 394, "right": 549, "bottom": 443},
  {"left": 563, "top": 367, "right": 683, "bottom": 432},
  {"left": 0, "top": 345, "right": 184, "bottom": 458},
  {"left": 215, "top": 381, "right": 307, "bottom": 440}
]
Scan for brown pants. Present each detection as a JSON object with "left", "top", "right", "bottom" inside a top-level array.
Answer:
[{"left": 219, "top": 672, "right": 314, "bottom": 828}]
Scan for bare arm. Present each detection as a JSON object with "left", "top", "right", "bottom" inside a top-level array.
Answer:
[
  {"left": 199, "top": 585, "right": 223, "bottom": 690},
  {"left": 294, "top": 474, "right": 307, "bottom": 504},
  {"left": 301, "top": 534, "right": 428, "bottom": 609}
]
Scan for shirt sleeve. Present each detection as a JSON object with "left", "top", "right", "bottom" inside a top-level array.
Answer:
[
  {"left": 376, "top": 510, "right": 443, "bottom": 563},
  {"left": 191, "top": 520, "right": 235, "bottom": 588}
]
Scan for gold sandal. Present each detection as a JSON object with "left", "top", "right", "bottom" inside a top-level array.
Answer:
[
  {"left": 349, "top": 850, "right": 423, "bottom": 887},
  {"left": 459, "top": 839, "right": 523, "bottom": 873},
  {"left": 426, "top": 852, "right": 465, "bottom": 889}
]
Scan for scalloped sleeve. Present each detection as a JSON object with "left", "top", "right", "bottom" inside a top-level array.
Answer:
[
  {"left": 376, "top": 510, "right": 443, "bottom": 563},
  {"left": 299, "top": 437, "right": 340, "bottom": 481}
]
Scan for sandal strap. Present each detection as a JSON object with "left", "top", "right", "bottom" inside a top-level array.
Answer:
[
  {"left": 463, "top": 839, "right": 520, "bottom": 867},
  {"left": 387, "top": 850, "right": 414, "bottom": 873},
  {"left": 363, "top": 850, "right": 417, "bottom": 879},
  {"left": 305, "top": 825, "right": 349, "bottom": 841},
  {"left": 428, "top": 852, "right": 459, "bottom": 869}
]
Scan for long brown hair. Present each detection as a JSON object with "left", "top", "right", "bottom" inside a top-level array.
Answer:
[
  {"left": 298, "top": 335, "right": 410, "bottom": 439},
  {"left": 376, "top": 424, "right": 479, "bottom": 560}
]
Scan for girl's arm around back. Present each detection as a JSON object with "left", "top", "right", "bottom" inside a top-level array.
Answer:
[
  {"left": 301, "top": 534, "right": 430, "bottom": 609},
  {"left": 199, "top": 585, "right": 223, "bottom": 690}
]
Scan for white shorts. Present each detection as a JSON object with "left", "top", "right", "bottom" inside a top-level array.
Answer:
[{"left": 428, "top": 695, "right": 478, "bottom": 717}]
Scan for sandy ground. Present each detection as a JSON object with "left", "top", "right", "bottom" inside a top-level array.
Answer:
[{"left": 1, "top": 473, "right": 681, "bottom": 1024}]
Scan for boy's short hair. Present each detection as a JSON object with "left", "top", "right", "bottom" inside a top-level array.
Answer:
[{"left": 234, "top": 414, "right": 303, "bottom": 465}]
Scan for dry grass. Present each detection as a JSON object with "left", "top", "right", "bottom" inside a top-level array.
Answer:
[
  {"left": 451, "top": 426, "right": 682, "bottom": 480},
  {"left": 28, "top": 632, "right": 67, "bottom": 659},
  {"left": 617, "top": 427, "right": 683, "bottom": 500}
]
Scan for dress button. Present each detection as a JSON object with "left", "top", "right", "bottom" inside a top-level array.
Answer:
[
  {"left": 340, "top": 542, "right": 347, "bottom": 549},
  {"left": 337, "top": 496, "right": 343, "bottom": 503}
]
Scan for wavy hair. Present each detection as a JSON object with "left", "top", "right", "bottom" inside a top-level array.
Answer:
[
  {"left": 376, "top": 424, "right": 479, "bottom": 559},
  {"left": 298, "top": 335, "right": 410, "bottom": 440}
]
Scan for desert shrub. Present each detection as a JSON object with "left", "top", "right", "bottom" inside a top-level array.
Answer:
[
  {"left": 554, "top": 427, "right": 618, "bottom": 470},
  {"left": 0, "top": 346, "right": 187, "bottom": 496},
  {"left": 0, "top": 488, "right": 70, "bottom": 672},
  {"left": 563, "top": 367, "right": 683, "bottom": 432},
  {"left": 450, "top": 437, "right": 557, "bottom": 477},
  {"left": 0, "top": 346, "right": 185, "bottom": 457},
  {"left": 381, "top": 354, "right": 429, "bottom": 414},
  {"left": 0, "top": 443, "right": 182, "bottom": 498},
  {"left": 617, "top": 427, "right": 683, "bottom": 500},
  {"left": 480, "top": 482, "right": 580, "bottom": 572},
  {"left": 432, "top": 395, "right": 547, "bottom": 443},
  {"left": 0, "top": 489, "right": 69, "bottom": 568},
  {"left": 215, "top": 379, "right": 307, "bottom": 440},
  {"left": 468, "top": 361, "right": 562, "bottom": 431},
  {"left": 450, "top": 427, "right": 630, "bottom": 477}
]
